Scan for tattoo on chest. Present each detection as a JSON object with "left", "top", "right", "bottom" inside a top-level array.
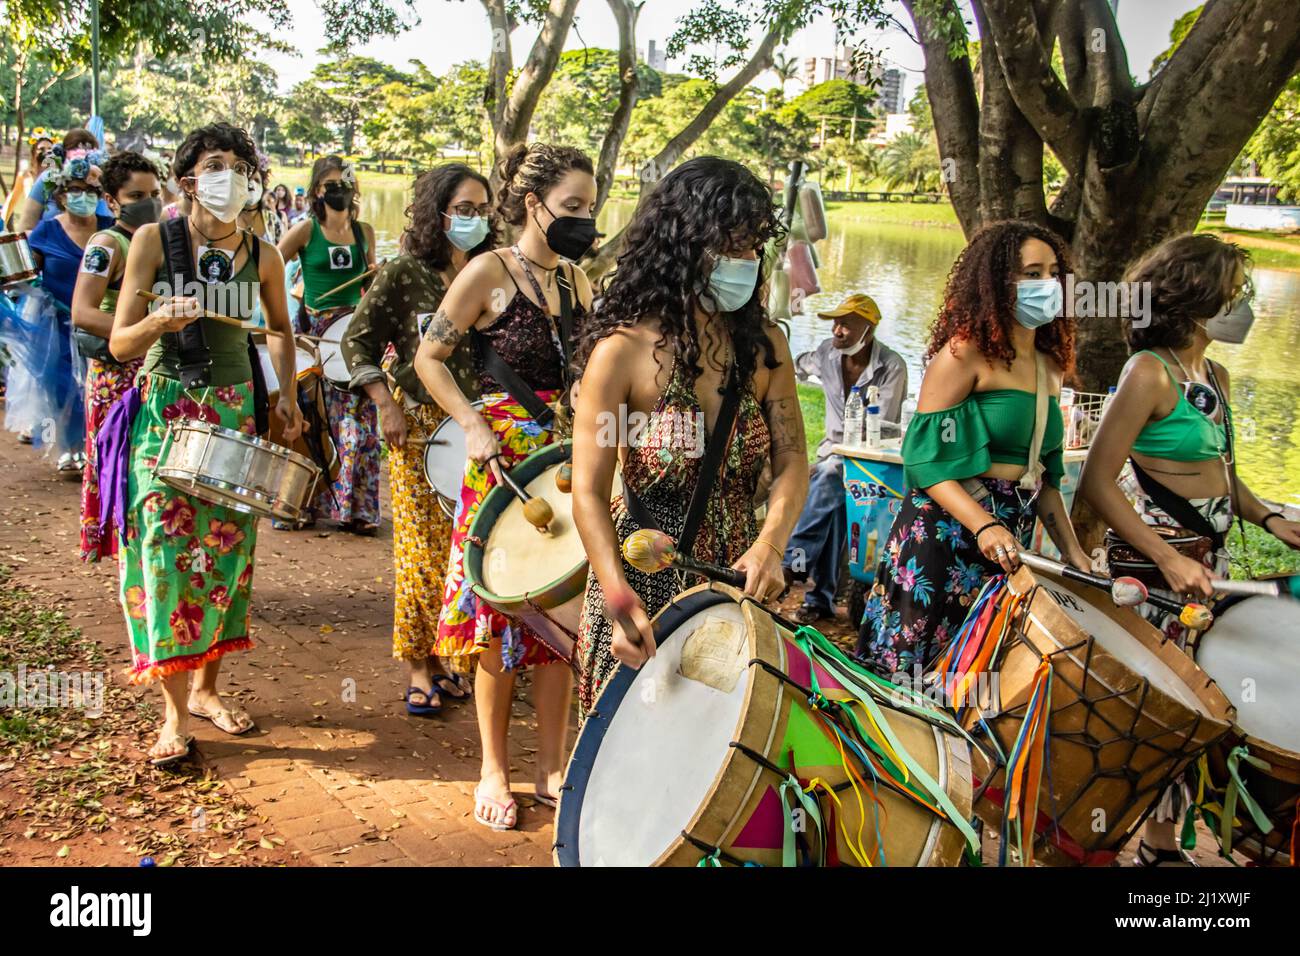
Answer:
[
  {"left": 422, "top": 309, "right": 463, "bottom": 347},
  {"left": 765, "top": 396, "right": 805, "bottom": 457}
]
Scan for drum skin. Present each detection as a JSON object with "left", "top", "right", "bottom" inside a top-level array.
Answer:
[
  {"left": 463, "top": 441, "right": 620, "bottom": 663},
  {"left": 556, "top": 583, "right": 974, "bottom": 867},
  {"left": 1195, "top": 591, "right": 1300, "bottom": 866},
  {"left": 253, "top": 333, "right": 339, "bottom": 486},
  {"left": 965, "top": 566, "right": 1235, "bottom": 866}
]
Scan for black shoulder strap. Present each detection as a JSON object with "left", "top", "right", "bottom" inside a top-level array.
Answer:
[
  {"left": 1129, "top": 458, "right": 1225, "bottom": 552},
  {"left": 555, "top": 263, "right": 577, "bottom": 391},
  {"left": 469, "top": 329, "right": 555, "bottom": 427},
  {"left": 161, "top": 216, "right": 211, "bottom": 389},
  {"left": 351, "top": 220, "right": 367, "bottom": 260},
  {"left": 244, "top": 232, "right": 269, "bottom": 435},
  {"left": 623, "top": 366, "right": 744, "bottom": 559}
]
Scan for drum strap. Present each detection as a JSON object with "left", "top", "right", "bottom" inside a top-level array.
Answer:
[
  {"left": 1128, "top": 458, "right": 1225, "bottom": 553},
  {"left": 245, "top": 237, "right": 270, "bottom": 436},
  {"left": 622, "top": 366, "right": 742, "bottom": 559},
  {"left": 160, "top": 216, "right": 212, "bottom": 389},
  {"left": 469, "top": 329, "right": 556, "bottom": 427}
]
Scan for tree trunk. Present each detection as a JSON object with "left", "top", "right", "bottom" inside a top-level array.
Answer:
[
  {"left": 12, "top": 48, "right": 28, "bottom": 186},
  {"left": 584, "top": 19, "right": 785, "bottom": 282},
  {"left": 593, "top": 0, "right": 643, "bottom": 215}
]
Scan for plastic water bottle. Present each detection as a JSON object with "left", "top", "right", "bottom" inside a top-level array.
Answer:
[
  {"left": 844, "top": 386, "right": 864, "bottom": 448},
  {"left": 900, "top": 396, "right": 917, "bottom": 435},
  {"left": 865, "top": 386, "right": 882, "bottom": 449},
  {"left": 1060, "top": 387, "right": 1076, "bottom": 447}
]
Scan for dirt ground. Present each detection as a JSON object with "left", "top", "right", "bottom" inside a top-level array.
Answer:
[{"left": 0, "top": 427, "right": 1242, "bottom": 868}]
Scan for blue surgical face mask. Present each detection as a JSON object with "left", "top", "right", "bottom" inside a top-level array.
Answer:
[
  {"left": 65, "top": 191, "right": 100, "bottom": 216},
  {"left": 704, "top": 256, "right": 760, "bottom": 313},
  {"left": 1014, "top": 278, "right": 1063, "bottom": 329},
  {"left": 444, "top": 213, "right": 489, "bottom": 252}
]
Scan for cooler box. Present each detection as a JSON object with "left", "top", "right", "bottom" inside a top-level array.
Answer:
[{"left": 841, "top": 451, "right": 905, "bottom": 585}]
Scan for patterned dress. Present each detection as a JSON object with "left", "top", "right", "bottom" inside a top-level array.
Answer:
[
  {"left": 856, "top": 478, "right": 1037, "bottom": 680},
  {"left": 120, "top": 376, "right": 258, "bottom": 684},
  {"left": 575, "top": 356, "right": 771, "bottom": 719},
  {"left": 80, "top": 356, "right": 143, "bottom": 561},
  {"left": 303, "top": 307, "right": 382, "bottom": 527}
]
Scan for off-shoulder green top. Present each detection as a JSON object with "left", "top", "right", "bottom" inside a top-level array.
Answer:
[{"left": 902, "top": 390, "right": 1065, "bottom": 491}]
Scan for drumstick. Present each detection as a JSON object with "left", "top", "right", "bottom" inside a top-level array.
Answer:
[
  {"left": 491, "top": 458, "right": 554, "bottom": 530},
  {"left": 1018, "top": 552, "right": 1213, "bottom": 630},
  {"left": 407, "top": 437, "right": 450, "bottom": 447},
  {"left": 622, "top": 528, "right": 747, "bottom": 589},
  {"left": 135, "top": 289, "right": 288, "bottom": 335},
  {"left": 1206, "top": 578, "right": 1282, "bottom": 598},
  {"left": 319, "top": 261, "right": 382, "bottom": 302}
]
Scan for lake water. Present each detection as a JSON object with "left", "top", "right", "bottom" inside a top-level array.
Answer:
[{"left": 279, "top": 173, "right": 1299, "bottom": 505}]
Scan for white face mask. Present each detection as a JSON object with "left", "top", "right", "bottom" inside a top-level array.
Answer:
[
  {"left": 1198, "top": 297, "right": 1256, "bottom": 344},
  {"left": 244, "top": 177, "right": 264, "bottom": 210},
  {"left": 834, "top": 330, "right": 871, "bottom": 357},
  {"left": 194, "top": 169, "right": 251, "bottom": 224}
]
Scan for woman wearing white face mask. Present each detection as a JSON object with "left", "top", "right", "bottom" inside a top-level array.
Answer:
[
  {"left": 108, "top": 122, "right": 303, "bottom": 766},
  {"left": 1081, "top": 234, "right": 1300, "bottom": 866},
  {"left": 570, "top": 156, "right": 808, "bottom": 721},
  {"left": 857, "top": 220, "right": 1091, "bottom": 679}
]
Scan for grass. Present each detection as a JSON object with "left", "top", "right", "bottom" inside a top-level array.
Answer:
[
  {"left": 1195, "top": 223, "right": 1300, "bottom": 271},
  {"left": 797, "top": 382, "right": 826, "bottom": 462},
  {"left": 821, "top": 198, "right": 961, "bottom": 228}
]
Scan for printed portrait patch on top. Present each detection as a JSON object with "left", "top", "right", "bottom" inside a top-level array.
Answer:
[
  {"left": 80, "top": 244, "right": 113, "bottom": 277},
  {"left": 328, "top": 245, "right": 353, "bottom": 270}
]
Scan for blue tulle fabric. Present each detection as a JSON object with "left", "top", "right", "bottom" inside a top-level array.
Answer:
[{"left": 0, "top": 283, "right": 86, "bottom": 455}]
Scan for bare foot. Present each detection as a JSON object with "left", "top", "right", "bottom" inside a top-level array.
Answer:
[
  {"left": 188, "top": 689, "right": 255, "bottom": 734},
  {"left": 148, "top": 715, "right": 191, "bottom": 765},
  {"left": 475, "top": 767, "right": 514, "bottom": 828}
]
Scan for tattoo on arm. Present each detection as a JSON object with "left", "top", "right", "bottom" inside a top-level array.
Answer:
[
  {"left": 422, "top": 309, "right": 463, "bottom": 347},
  {"left": 765, "top": 396, "right": 805, "bottom": 458}
]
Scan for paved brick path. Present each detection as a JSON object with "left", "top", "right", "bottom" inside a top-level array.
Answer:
[{"left": 1, "top": 432, "right": 557, "bottom": 866}]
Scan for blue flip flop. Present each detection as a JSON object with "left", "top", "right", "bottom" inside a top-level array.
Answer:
[
  {"left": 430, "top": 672, "right": 472, "bottom": 701},
  {"left": 404, "top": 686, "right": 442, "bottom": 716}
]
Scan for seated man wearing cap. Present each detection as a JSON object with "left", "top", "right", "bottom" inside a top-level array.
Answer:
[
  {"left": 784, "top": 294, "right": 908, "bottom": 624},
  {"left": 288, "top": 188, "right": 309, "bottom": 224}
]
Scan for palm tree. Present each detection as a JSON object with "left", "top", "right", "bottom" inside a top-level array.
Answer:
[
  {"left": 769, "top": 51, "right": 799, "bottom": 100},
  {"left": 879, "top": 131, "right": 940, "bottom": 192}
]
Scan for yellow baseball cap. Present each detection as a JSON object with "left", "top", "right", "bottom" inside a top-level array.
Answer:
[{"left": 817, "top": 293, "right": 882, "bottom": 326}]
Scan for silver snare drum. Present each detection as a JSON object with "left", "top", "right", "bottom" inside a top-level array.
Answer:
[
  {"left": 156, "top": 418, "right": 322, "bottom": 521},
  {"left": 0, "top": 232, "right": 38, "bottom": 286},
  {"left": 421, "top": 401, "right": 482, "bottom": 519}
]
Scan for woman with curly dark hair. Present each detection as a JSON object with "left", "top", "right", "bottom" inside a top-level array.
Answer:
[
  {"left": 856, "top": 219, "right": 1090, "bottom": 678},
  {"left": 341, "top": 163, "right": 496, "bottom": 715},
  {"left": 413, "top": 142, "right": 596, "bottom": 830},
  {"left": 570, "top": 155, "right": 808, "bottom": 719}
]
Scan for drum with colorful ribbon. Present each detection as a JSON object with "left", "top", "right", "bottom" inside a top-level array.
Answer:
[
  {"left": 556, "top": 582, "right": 978, "bottom": 867},
  {"left": 1192, "top": 590, "right": 1300, "bottom": 865},
  {"left": 931, "top": 564, "right": 1235, "bottom": 866}
]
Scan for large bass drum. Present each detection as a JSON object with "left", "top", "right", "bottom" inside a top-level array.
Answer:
[
  {"left": 1194, "top": 591, "right": 1300, "bottom": 865},
  {"left": 422, "top": 400, "right": 483, "bottom": 519},
  {"left": 937, "top": 565, "right": 1235, "bottom": 866},
  {"left": 253, "top": 332, "right": 339, "bottom": 485},
  {"left": 556, "top": 583, "right": 977, "bottom": 867}
]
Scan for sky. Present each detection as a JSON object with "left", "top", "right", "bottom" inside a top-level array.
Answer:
[{"left": 266, "top": 0, "right": 1203, "bottom": 98}]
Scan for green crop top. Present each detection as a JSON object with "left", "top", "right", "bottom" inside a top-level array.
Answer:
[
  {"left": 1129, "top": 351, "right": 1227, "bottom": 462},
  {"left": 902, "top": 390, "right": 1065, "bottom": 491}
]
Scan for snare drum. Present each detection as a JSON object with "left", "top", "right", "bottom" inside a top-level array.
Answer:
[
  {"left": 422, "top": 401, "right": 482, "bottom": 519},
  {"left": 463, "top": 441, "right": 619, "bottom": 662},
  {"left": 156, "top": 418, "right": 321, "bottom": 521},
  {"left": 936, "top": 565, "right": 1235, "bottom": 866},
  {"left": 556, "top": 582, "right": 977, "bottom": 866},
  {"left": 252, "top": 333, "right": 339, "bottom": 485},
  {"left": 1195, "top": 592, "right": 1300, "bottom": 865},
  {"left": 316, "top": 309, "right": 358, "bottom": 388},
  {"left": 0, "top": 232, "right": 37, "bottom": 286}
]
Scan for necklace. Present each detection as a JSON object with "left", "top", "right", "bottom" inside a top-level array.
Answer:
[
  {"left": 516, "top": 245, "right": 557, "bottom": 289},
  {"left": 190, "top": 218, "right": 237, "bottom": 245}
]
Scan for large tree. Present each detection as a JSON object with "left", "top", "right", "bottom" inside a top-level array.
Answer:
[{"left": 884, "top": 0, "right": 1300, "bottom": 389}]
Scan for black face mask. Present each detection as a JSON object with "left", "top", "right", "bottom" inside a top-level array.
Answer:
[
  {"left": 118, "top": 196, "right": 162, "bottom": 228},
  {"left": 536, "top": 202, "right": 597, "bottom": 261},
  {"left": 322, "top": 184, "right": 353, "bottom": 211}
]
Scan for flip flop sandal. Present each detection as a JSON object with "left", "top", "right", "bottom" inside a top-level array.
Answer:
[
  {"left": 473, "top": 788, "right": 517, "bottom": 831},
  {"left": 149, "top": 734, "right": 195, "bottom": 768},
  {"left": 188, "top": 704, "right": 257, "bottom": 736},
  {"left": 430, "top": 672, "right": 472, "bottom": 701},
  {"left": 404, "top": 686, "right": 442, "bottom": 716},
  {"left": 533, "top": 791, "right": 558, "bottom": 809}
]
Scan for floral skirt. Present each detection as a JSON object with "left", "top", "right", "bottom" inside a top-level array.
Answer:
[
  {"left": 857, "top": 478, "right": 1037, "bottom": 679},
  {"left": 433, "top": 392, "right": 563, "bottom": 674},
  {"left": 388, "top": 398, "right": 455, "bottom": 661},
  {"left": 305, "top": 308, "right": 381, "bottom": 527},
  {"left": 118, "top": 374, "right": 257, "bottom": 684},
  {"left": 80, "top": 357, "right": 143, "bottom": 562}
]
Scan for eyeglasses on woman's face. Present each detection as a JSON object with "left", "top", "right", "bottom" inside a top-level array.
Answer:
[
  {"left": 194, "top": 157, "right": 256, "bottom": 180},
  {"left": 446, "top": 202, "right": 492, "bottom": 219},
  {"left": 64, "top": 184, "right": 103, "bottom": 197}
]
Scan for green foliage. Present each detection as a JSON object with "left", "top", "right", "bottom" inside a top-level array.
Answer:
[
  {"left": 878, "top": 131, "right": 941, "bottom": 191},
  {"left": 1150, "top": 4, "right": 1203, "bottom": 77},
  {"left": 532, "top": 49, "right": 662, "bottom": 153},
  {"left": 789, "top": 79, "right": 878, "bottom": 130},
  {"left": 907, "top": 84, "right": 933, "bottom": 136}
]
